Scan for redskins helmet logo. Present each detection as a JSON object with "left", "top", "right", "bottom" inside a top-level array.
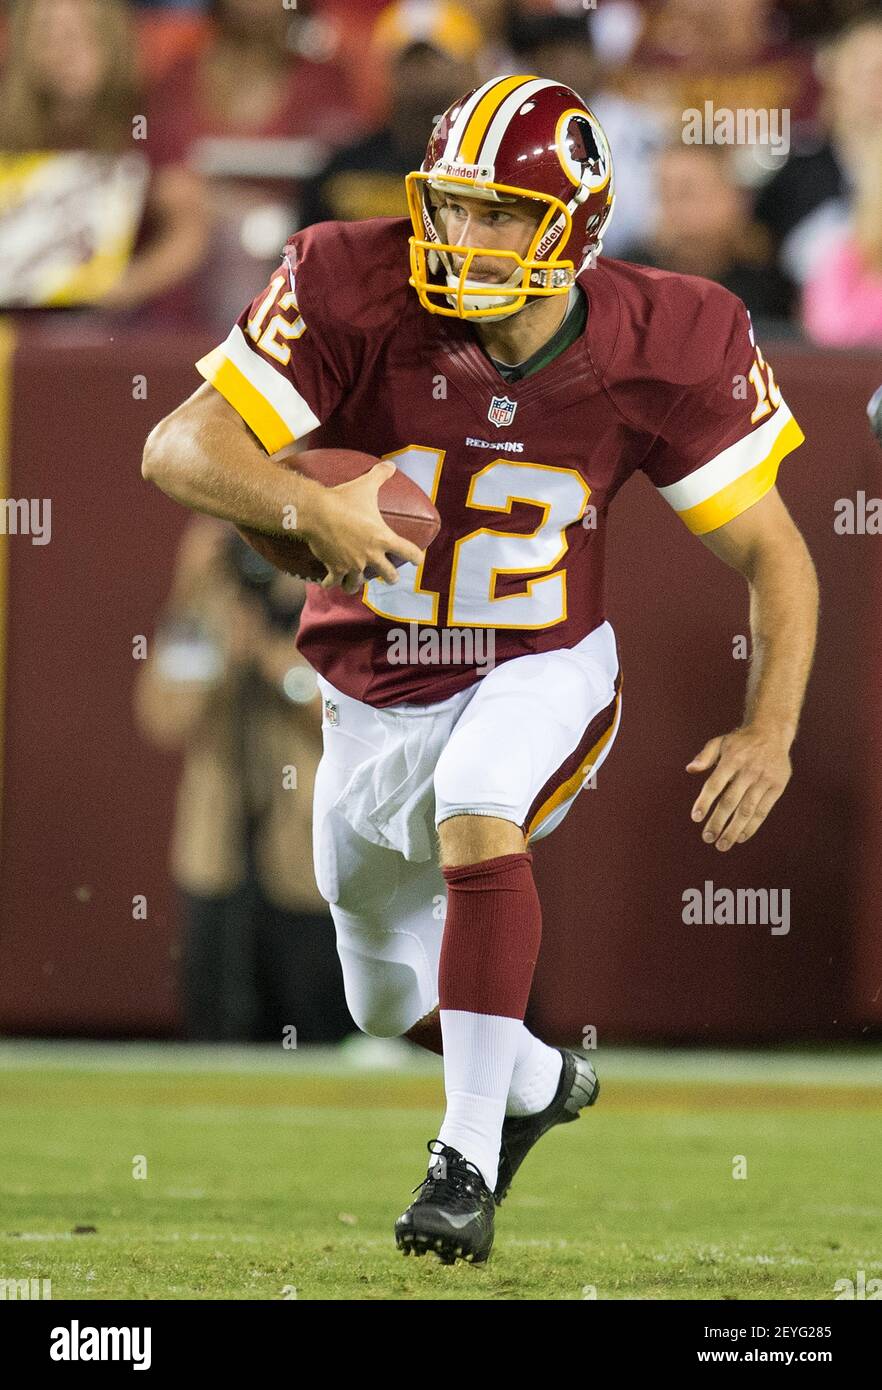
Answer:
[{"left": 556, "top": 109, "right": 612, "bottom": 193}]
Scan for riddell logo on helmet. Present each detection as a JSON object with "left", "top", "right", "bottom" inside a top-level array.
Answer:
[
  {"left": 535, "top": 218, "right": 568, "bottom": 260},
  {"left": 432, "top": 159, "right": 494, "bottom": 184}
]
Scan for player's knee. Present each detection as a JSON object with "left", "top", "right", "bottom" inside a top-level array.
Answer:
[
  {"left": 337, "top": 951, "right": 427, "bottom": 1038},
  {"left": 436, "top": 812, "right": 526, "bottom": 867},
  {"left": 349, "top": 1008, "right": 413, "bottom": 1040},
  {"left": 433, "top": 732, "right": 529, "bottom": 861}
]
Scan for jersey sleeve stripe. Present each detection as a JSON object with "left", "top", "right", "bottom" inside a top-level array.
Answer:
[
  {"left": 195, "top": 347, "right": 293, "bottom": 453},
  {"left": 656, "top": 400, "right": 803, "bottom": 516},
  {"left": 195, "top": 325, "right": 321, "bottom": 453},
  {"left": 672, "top": 413, "right": 805, "bottom": 535},
  {"left": 657, "top": 401, "right": 797, "bottom": 511}
]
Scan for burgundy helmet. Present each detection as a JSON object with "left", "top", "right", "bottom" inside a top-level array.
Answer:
[{"left": 405, "top": 75, "right": 615, "bottom": 319}]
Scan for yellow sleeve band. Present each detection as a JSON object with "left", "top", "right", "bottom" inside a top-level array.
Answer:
[
  {"left": 195, "top": 347, "right": 295, "bottom": 455},
  {"left": 677, "top": 414, "right": 805, "bottom": 535}
]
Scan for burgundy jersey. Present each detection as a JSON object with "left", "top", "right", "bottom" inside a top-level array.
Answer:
[{"left": 196, "top": 217, "right": 804, "bottom": 707}]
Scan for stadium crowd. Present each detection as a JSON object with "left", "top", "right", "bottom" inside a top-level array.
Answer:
[{"left": 0, "top": 0, "right": 880, "bottom": 345}]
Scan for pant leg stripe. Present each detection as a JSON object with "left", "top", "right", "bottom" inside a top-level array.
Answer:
[{"left": 524, "top": 668, "right": 622, "bottom": 838}]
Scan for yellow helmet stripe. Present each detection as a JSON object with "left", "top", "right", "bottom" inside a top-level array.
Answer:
[{"left": 458, "top": 75, "right": 537, "bottom": 165}]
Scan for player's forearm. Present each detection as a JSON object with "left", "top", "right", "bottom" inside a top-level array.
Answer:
[
  {"left": 743, "top": 536, "right": 819, "bottom": 746},
  {"left": 142, "top": 409, "right": 322, "bottom": 538}
]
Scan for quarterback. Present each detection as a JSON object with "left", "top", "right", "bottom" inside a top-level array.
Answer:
[{"left": 143, "top": 76, "right": 818, "bottom": 1265}]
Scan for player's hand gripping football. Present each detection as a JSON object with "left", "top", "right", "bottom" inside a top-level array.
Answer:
[
  {"left": 301, "top": 461, "right": 426, "bottom": 594},
  {"left": 687, "top": 725, "right": 793, "bottom": 851}
]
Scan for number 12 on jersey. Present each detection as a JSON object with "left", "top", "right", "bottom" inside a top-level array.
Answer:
[{"left": 363, "top": 446, "right": 591, "bottom": 630}]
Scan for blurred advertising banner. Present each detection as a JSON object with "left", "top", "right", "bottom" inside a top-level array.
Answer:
[{"left": 0, "top": 152, "right": 149, "bottom": 306}]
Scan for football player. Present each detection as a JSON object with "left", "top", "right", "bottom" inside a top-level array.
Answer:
[{"left": 143, "top": 76, "right": 818, "bottom": 1266}]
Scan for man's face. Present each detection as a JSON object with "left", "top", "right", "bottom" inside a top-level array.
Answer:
[
  {"left": 654, "top": 149, "right": 740, "bottom": 248},
  {"left": 659, "top": 0, "right": 769, "bottom": 60},
  {"left": 438, "top": 192, "right": 544, "bottom": 283},
  {"left": 829, "top": 28, "right": 882, "bottom": 136},
  {"left": 28, "top": 0, "right": 107, "bottom": 103}
]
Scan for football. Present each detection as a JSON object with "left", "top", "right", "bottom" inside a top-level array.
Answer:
[{"left": 237, "top": 446, "right": 441, "bottom": 582}]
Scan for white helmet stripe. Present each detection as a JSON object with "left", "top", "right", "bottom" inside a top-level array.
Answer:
[
  {"left": 444, "top": 77, "right": 507, "bottom": 162},
  {"left": 479, "top": 77, "right": 561, "bottom": 170}
]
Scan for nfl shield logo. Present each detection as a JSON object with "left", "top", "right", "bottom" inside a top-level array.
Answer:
[
  {"left": 488, "top": 395, "right": 517, "bottom": 429},
  {"left": 323, "top": 698, "right": 339, "bottom": 727}
]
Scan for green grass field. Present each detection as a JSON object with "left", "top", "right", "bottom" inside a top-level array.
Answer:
[{"left": 1, "top": 1041, "right": 880, "bottom": 1300}]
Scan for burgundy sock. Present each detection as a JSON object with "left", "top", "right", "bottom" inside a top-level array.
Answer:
[{"left": 439, "top": 851, "right": 542, "bottom": 1019}]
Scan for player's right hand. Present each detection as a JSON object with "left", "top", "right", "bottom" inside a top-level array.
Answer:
[{"left": 302, "top": 462, "right": 426, "bottom": 591}]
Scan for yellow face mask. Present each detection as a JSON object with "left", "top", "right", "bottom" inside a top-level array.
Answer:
[{"left": 405, "top": 169, "right": 578, "bottom": 321}]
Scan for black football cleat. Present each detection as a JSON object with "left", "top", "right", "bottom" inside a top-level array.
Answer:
[
  {"left": 394, "top": 1141, "right": 495, "bottom": 1265},
  {"left": 495, "top": 1049, "right": 599, "bottom": 1205}
]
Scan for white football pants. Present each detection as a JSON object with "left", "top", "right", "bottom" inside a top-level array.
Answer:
[{"left": 311, "top": 621, "right": 622, "bottom": 1036}]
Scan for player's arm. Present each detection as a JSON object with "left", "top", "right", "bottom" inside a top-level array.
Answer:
[
  {"left": 143, "top": 232, "right": 424, "bottom": 591},
  {"left": 142, "top": 380, "right": 419, "bottom": 590},
  {"left": 637, "top": 284, "right": 814, "bottom": 850},
  {"left": 143, "top": 380, "right": 320, "bottom": 532},
  {"left": 686, "top": 486, "right": 819, "bottom": 851}
]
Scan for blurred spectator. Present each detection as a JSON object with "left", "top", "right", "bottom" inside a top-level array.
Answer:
[
  {"left": 620, "top": 144, "right": 793, "bottom": 325},
  {"left": 134, "top": 517, "right": 354, "bottom": 1044},
  {"left": 146, "top": 0, "right": 357, "bottom": 325},
  {"left": 802, "top": 129, "right": 882, "bottom": 347},
  {"left": 0, "top": 0, "right": 209, "bottom": 312},
  {"left": 298, "top": 1, "right": 482, "bottom": 227},
  {"left": 588, "top": 0, "right": 646, "bottom": 66},
  {"left": 148, "top": 0, "right": 355, "bottom": 155},
  {"left": 615, "top": 0, "right": 821, "bottom": 139},
  {"left": 507, "top": 3, "right": 602, "bottom": 92},
  {"left": 778, "top": 0, "right": 882, "bottom": 41},
  {"left": 315, "top": 0, "right": 415, "bottom": 123},
  {"left": 755, "top": 12, "right": 882, "bottom": 291},
  {"left": 135, "top": 5, "right": 211, "bottom": 83},
  {"left": 464, "top": 0, "right": 509, "bottom": 41},
  {"left": 506, "top": 6, "right": 667, "bottom": 257}
]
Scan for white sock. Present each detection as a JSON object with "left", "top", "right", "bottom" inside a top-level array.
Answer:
[
  {"left": 506, "top": 1026, "right": 564, "bottom": 1117},
  {"left": 436, "top": 1009, "right": 523, "bottom": 1191}
]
